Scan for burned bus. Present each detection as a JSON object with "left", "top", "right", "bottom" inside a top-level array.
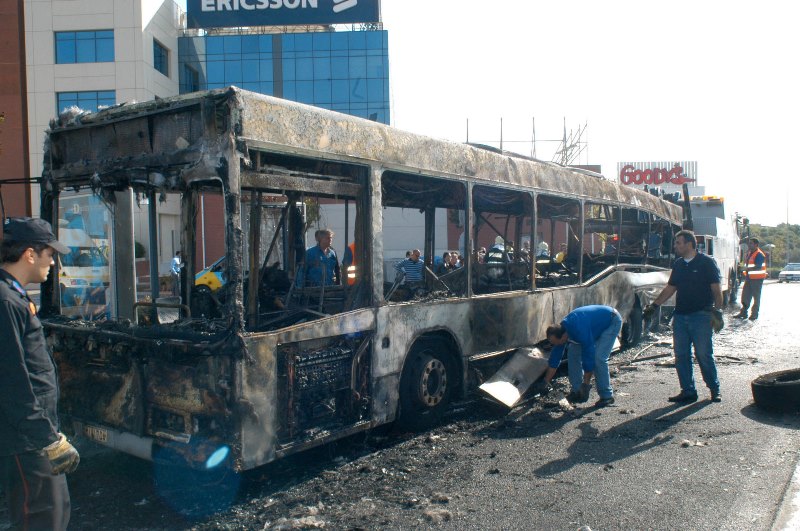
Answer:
[{"left": 39, "top": 87, "right": 682, "bottom": 471}]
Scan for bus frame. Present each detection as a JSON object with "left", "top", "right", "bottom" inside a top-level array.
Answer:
[{"left": 40, "top": 87, "right": 682, "bottom": 471}]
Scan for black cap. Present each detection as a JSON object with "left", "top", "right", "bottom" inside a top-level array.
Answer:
[{"left": 3, "top": 217, "right": 70, "bottom": 254}]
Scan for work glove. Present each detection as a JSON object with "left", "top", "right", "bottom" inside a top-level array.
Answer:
[
  {"left": 643, "top": 303, "right": 659, "bottom": 321},
  {"left": 711, "top": 308, "right": 724, "bottom": 333},
  {"left": 532, "top": 380, "right": 553, "bottom": 397},
  {"left": 43, "top": 433, "right": 80, "bottom": 475}
]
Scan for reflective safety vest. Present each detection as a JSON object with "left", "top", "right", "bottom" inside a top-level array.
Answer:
[
  {"left": 744, "top": 248, "right": 767, "bottom": 280},
  {"left": 345, "top": 242, "right": 357, "bottom": 286}
]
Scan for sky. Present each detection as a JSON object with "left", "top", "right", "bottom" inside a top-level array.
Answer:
[
  {"left": 378, "top": 0, "right": 800, "bottom": 226},
  {"left": 175, "top": 0, "right": 799, "bottom": 226}
]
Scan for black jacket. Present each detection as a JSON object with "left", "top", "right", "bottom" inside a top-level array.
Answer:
[{"left": 0, "top": 269, "right": 60, "bottom": 455}]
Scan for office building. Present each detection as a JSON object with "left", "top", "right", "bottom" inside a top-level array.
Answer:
[{"left": 2, "top": 0, "right": 388, "bottom": 218}]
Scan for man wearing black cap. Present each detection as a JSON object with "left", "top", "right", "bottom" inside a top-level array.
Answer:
[{"left": 0, "top": 217, "right": 80, "bottom": 530}]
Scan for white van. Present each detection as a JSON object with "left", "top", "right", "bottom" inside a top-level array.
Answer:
[{"left": 58, "top": 226, "right": 109, "bottom": 318}]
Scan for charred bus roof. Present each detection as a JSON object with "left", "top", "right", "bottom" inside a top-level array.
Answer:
[{"left": 44, "top": 86, "right": 682, "bottom": 225}]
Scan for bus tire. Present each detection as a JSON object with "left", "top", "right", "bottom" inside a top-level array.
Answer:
[
  {"left": 396, "top": 340, "right": 454, "bottom": 431},
  {"left": 727, "top": 270, "right": 738, "bottom": 304},
  {"left": 620, "top": 303, "right": 643, "bottom": 348},
  {"left": 751, "top": 369, "right": 800, "bottom": 413}
]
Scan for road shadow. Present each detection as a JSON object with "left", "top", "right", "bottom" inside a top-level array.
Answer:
[
  {"left": 740, "top": 403, "right": 800, "bottom": 428},
  {"left": 486, "top": 401, "right": 709, "bottom": 477}
]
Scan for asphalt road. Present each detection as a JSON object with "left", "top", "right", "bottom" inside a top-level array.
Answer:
[
  {"left": 2, "top": 281, "right": 799, "bottom": 530},
  {"left": 442, "top": 280, "right": 800, "bottom": 530}
]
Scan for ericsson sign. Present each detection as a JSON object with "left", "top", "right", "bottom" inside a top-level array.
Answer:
[{"left": 186, "top": 0, "right": 381, "bottom": 28}]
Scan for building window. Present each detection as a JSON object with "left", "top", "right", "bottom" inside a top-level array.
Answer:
[
  {"left": 182, "top": 65, "right": 200, "bottom": 93},
  {"left": 154, "top": 39, "right": 169, "bottom": 77},
  {"left": 55, "top": 30, "right": 114, "bottom": 64},
  {"left": 57, "top": 91, "right": 116, "bottom": 113}
]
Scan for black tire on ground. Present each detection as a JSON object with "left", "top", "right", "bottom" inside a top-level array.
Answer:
[
  {"left": 396, "top": 340, "right": 456, "bottom": 431},
  {"left": 620, "top": 302, "right": 643, "bottom": 348},
  {"left": 751, "top": 369, "right": 800, "bottom": 413}
]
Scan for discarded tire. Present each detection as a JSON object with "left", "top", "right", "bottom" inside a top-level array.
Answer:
[{"left": 751, "top": 369, "right": 800, "bottom": 413}]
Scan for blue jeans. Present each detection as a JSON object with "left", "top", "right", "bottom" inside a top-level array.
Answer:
[
  {"left": 566, "top": 310, "right": 623, "bottom": 399},
  {"left": 673, "top": 311, "right": 720, "bottom": 394}
]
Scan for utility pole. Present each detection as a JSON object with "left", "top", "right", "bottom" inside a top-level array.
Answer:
[
  {"left": 787, "top": 196, "right": 790, "bottom": 264},
  {"left": 499, "top": 118, "right": 503, "bottom": 152}
]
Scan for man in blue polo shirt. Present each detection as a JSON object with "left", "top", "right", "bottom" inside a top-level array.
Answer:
[
  {"left": 296, "top": 229, "right": 340, "bottom": 287},
  {"left": 646, "top": 229, "right": 724, "bottom": 403},
  {"left": 538, "top": 304, "right": 623, "bottom": 407}
]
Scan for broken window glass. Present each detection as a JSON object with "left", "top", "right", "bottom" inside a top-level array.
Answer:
[
  {"left": 535, "top": 195, "right": 581, "bottom": 288},
  {"left": 132, "top": 191, "right": 185, "bottom": 325},
  {"left": 619, "top": 207, "right": 649, "bottom": 265},
  {"left": 240, "top": 151, "right": 369, "bottom": 330},
  {"left": 381, "top": 171, "right": 467, "bottom": 302},
  {"left": 56, "top": 190, "right": 112, "bottom": 320},
  {"left": 472, "top": 185, "right": 533, "bottom": 294},
  {"left": 582, "top": 202, "right": 620, "bottom": 281},
  {"left": 190, "top": 189, "right": 228, "bottom": 320},
  {"left": 648, "top": 215, "right": 676, "bottom": 268}
]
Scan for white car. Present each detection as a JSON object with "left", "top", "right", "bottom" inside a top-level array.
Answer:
[{"left": 778, "top": 263, "right": 800, "bottom": 283}]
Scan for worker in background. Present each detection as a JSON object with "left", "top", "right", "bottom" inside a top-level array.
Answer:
[
  {"left": 535, "top": 304, "right": 623, "bottom": 407},
  {"left": 170, "top": 250, "right": 183, "bottom": 295},
  {"left": 486, "top": 237, "right": 510, "bottom": 263},
  {"left": 394, "top": 248, "right": 424, "bottom": 284},
  {"left": 0, "top": 217, "right": 80, "bottom": 530},
  {"left": 297, "top": 228, "right": 340, "bottom": 287},
  {"left": 645, "top": 229, "right": 724, "bottom": 404},
  {"left": 435, "top": 252, "right": 452, "bottom": 276},
  {"left": 735, "top": 237, "right": 766, "bottom": 320},
  {"left": 342, "top": 241, "right": 356, "bottom": 286},
  {"left": 535, "top": 232, "right": 550, "bottom": 258}
]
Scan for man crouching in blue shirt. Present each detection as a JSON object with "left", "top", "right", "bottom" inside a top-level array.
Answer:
[{"left": 538, "top": 305, "right": 623, "bottom": 407}]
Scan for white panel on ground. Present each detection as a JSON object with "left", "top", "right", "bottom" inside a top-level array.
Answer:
[{"left": 479, "top": 347, "right": 550, "bottom": 408}]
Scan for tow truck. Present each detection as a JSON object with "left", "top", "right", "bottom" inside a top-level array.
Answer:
[{"left": 689, "top": 196, "right": 741, "bottom": 304}]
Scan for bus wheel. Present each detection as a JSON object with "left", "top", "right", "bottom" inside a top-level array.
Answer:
[
  {"left": 727, "top": 271, "right": 738, "bottom": 304},
  {"left": 397, "top": 341, "right": 454, "bottom": 431},
  {"left": 620, "top": 304, "right": 643, "bottom": 348}
]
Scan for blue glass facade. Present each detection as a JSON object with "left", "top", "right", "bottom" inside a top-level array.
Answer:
[{"left": 178, "top": 30, "right": 389, "bottom": 123}]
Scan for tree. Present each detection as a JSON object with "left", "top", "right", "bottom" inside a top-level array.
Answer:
[{"left": 749, "top": 223, "right": 800, "bottom": 267}]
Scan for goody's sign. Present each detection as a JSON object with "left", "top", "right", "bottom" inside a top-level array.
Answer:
[{"left": 186, "top": 0, "right": 380, "bottom": 29}]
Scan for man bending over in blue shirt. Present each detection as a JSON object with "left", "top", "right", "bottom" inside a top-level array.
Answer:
[{"left": 538, "top": 304, "right": 623, "bottom": 407}]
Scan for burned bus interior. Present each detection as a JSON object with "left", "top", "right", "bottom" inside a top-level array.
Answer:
[
  {"left": 381, "top": 171, "right": 467, "bottom": 301},
  {"left": 534, "top": 195, "right": 582, "bottom": 288},
  {"left": 238, "top": 149, "right": 371, "bottom": 332}
]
